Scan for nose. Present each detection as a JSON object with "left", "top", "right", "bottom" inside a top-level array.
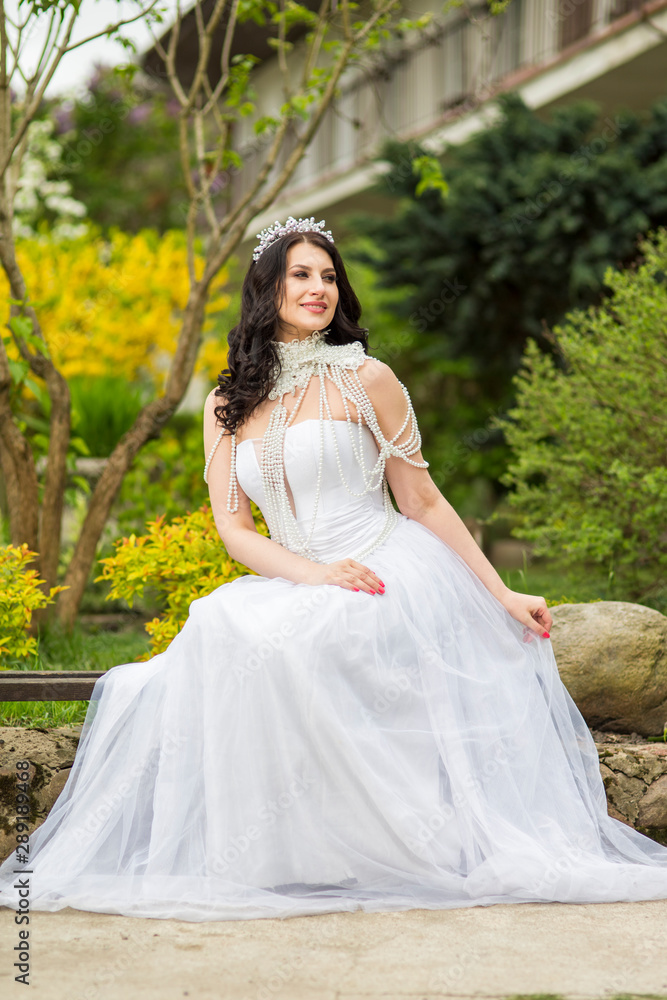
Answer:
[{"left": 308, "top": 275, "right": 327, "bottom": 295}]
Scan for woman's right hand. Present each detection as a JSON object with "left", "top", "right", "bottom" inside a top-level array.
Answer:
[{"left": 307, "top": 558, "right": 385, "bottom": 595}]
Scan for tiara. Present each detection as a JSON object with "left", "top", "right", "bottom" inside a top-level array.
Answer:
[{"left": 252, "top": 216, "right": 334, "bottom": 262}]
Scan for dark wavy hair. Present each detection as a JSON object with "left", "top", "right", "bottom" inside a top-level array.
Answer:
[{"left": 214, "top": 231, "right": 369, "bottom": 432}]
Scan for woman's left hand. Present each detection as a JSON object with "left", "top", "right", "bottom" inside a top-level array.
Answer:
[{"left": 500, "top": 590, "right": 552, "bottom": 638}]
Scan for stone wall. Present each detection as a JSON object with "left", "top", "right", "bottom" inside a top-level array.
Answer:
[
  {"left": 1, "top": 725, "right": 667, "bottom": 862},
  {"left": 0, "top": 726, "right": 82, "bottom": 861},
  {"left": 593, "top": 731, "right": 667, "bottom": 844}
]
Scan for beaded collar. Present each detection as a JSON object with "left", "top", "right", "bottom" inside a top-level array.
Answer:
[
  {"left": 203, "top": 324, "right": 428, "bottom": 564},
  {"left": 268, "top": 329, "right": 366, "bottom": 400}
]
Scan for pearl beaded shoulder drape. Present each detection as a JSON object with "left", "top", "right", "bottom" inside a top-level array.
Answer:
[
  {"left": 204, "top": 328, "right": 428, "bottom": 561},
  {"left": 2, "top": 333, "right": 667, "bottom": 922}
]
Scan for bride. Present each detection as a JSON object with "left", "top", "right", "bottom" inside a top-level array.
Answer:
[{"left": 2, "top": 215, "right": 667, "bottom": 923}]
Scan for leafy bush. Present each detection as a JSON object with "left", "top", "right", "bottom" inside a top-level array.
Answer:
[
  {"left": 344, "top": 92, "right": 667, "bottom": 515},
  {"left": 351, "top": 91, "right": 667, "bottom": 379},
  {"left": 51, "top": 65, "right": 185, "bottom": 234},
  {"left": 1, "top": 225, "right": 231, "bottom": 388},
  {"left": 69, "top": 375, "right": 152, "bottom": 458},
  {"left": 0, "top": 545, "right": 66, "bottom": 663},
  {"left": 490, "top": 229, "right": 667, "bottom": 604},
  {"left": 110, "top": 413, "right": 210, "bottom": 536},
  {"left": 96, "top": 505, "right": 269, "bottom": 656}
]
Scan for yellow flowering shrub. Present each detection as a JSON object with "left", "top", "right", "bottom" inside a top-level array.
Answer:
[
  {"left": 1, "top": 225, "right": 231, "bottom": 386},
  {"left": 96, "top": 504, "right": 269, "bottom": 657},
  {"left": 0, "top": 544, "right": 67, "bottom": 663}
]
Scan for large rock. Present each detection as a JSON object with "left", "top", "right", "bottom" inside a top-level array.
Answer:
[
  {"left": 594, "top": 732, "right": 667, "bottom": 844},
  {"left": 0, "top": 726, "right": 80, "bottom": 862},
  {"left": 550, "top": 601, "right": 667, "bottom": 736}
]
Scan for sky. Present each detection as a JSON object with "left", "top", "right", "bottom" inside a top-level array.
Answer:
[{"left": 8, "top": 0, "right": 182, "bottom": 100}]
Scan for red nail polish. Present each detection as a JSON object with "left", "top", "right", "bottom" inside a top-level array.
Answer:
[
  {"left": 370, "top": 590, "right": 376, "bottom": 595},
  {"left": 353, "top": 587, "right": 359, "bottom": 592},
  {"left": 542, "top": 631, "right": 550, "bottom": 638}
]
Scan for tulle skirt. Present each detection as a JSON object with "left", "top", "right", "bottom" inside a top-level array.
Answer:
[{"left": 2, "top": 512, "right": 667, "bottom": 922}]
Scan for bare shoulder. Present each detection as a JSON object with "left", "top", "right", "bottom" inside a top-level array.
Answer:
[
  {"left": 357, "top": 356, "right": 407, "bottom": 407},
  {"left": 358, "top": 355, "right": 390, "bottom": 382},
  {"left": 203, "top": 387, "right": 228, "bottom": 449},
  {"left": 205, "top": 385, "right": 223, "bottom": 405},
  {"left": 204, "top": 386, "right": 225, "bottom": 421}
]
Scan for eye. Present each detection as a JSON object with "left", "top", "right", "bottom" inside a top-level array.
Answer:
[{"left": 292, "top": 271, "right": 337, "bottom": 281}]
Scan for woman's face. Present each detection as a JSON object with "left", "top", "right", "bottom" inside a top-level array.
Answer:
[{"left": 275, "top": 242, "right": 339, "bottom": 341}]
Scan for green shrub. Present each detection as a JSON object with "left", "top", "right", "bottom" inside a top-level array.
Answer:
[
  {"left": 96, "top": 504, "right": 269, "bottom": 656},
  {"left": 0, "top": 545, "right": 66, "bottom": 664},
  {"left": 69, "top": 375, "right": 152, "bottom": 458},
  {"left": 490, "top": 229, "right": 667, "bottom": 604},
  {"left": 111, "top": 412, "right": 209, "bottom": 536}
]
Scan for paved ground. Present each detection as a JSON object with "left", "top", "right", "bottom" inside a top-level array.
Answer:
[{"left": 1, "top": 899, "right": 667, "bottom": 1000}]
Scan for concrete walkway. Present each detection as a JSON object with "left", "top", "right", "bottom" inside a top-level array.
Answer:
[{"left": 1, "top": 899, "right": 667, "bottom": 1000}]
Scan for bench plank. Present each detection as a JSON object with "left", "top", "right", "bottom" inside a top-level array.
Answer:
[{"left": 0, "top": 671, "right": 106, "bottom": 701}]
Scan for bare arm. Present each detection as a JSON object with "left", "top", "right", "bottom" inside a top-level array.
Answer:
[
  {"left": 203, "top": 390, "right": 383, "bottom": 594},
  {"left": 359, "top": 360, "right": 552, "bottom": 635}
]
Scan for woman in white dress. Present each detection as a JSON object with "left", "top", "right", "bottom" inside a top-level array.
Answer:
[{"left": 1, "top": 215, "right": 667, "bottom": 923}]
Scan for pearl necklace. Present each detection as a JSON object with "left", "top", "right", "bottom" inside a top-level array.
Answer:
[{"left": 204, "top": 329, "right": 429, "bottom": 562}]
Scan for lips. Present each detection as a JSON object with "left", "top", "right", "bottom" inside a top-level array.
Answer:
[{"left": 301, "top": 303, "right": 327, "bottom": 312}]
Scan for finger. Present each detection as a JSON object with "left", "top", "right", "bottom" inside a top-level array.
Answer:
[
  {"left": 533, "top": 607, "right": 552, "bottom": 634},
  {"left": 352, "top": 573, "right": 383, "bottom": 595},
  {"left": 525, "top": 616, "right": 547, "bottom": 637},
  {"left": 364, "top": 568, "right": 385, "bottom": 592},
  {"left": 362, "top": 571, "right": 385, "bottom": 594},
  {"left": 352, "top": 561, "right": 384, "bottom": 586},
  {"left": 348, "top": 563, "right": 384, "bottom": 594}
]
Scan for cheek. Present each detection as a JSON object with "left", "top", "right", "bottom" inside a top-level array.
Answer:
[
  {"left": 278, "top": 281, "right": 298, "bottom": 313},
  {"left": 288, "top": 282, "right": 303, "bottom": 308}
]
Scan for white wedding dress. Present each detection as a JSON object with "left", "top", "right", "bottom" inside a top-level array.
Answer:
[{"left": 2, "top": 343, "right": 667, "bottom": 923}]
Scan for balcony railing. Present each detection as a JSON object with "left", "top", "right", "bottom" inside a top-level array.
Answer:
[{"left": 230, "top": 0, "right": 652, "bottom": 209}]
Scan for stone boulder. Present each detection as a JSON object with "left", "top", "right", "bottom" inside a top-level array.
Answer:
[
  {"left": 0, "top": 726, "right": 80, "bottom": 861},
  {"left": 594, "top": 732, "right": 667, "bottom": 843},
  {"left": 550, "top": 601, "right": 667, "bottom": 737}
]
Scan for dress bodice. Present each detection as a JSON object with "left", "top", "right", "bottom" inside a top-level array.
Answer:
[
  {"left": 235, "top": 419, "right": 389, "bottom": 564},
  {"left": 204, "top": 329, "right": 429, "bottom": 564}
]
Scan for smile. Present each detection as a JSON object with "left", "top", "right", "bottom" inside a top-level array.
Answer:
[{"left": 301, "top": 303, "right": 327, "bottom": 312}]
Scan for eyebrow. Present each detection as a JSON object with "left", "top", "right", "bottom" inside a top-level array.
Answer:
[{"left": 290, "top": 263, "right": 336, "bottom": 272}]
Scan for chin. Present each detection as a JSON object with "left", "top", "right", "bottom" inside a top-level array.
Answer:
[{"left": 299, "top": 314, "right": 330, "bottom": 330}]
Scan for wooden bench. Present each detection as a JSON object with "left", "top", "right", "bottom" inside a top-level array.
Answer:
[{"left": 0, "top": 671, "right": 105, "bottom": 701}]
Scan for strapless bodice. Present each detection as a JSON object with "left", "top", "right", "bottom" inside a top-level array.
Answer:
[{"left": 235, "top": 419, "right": 394, "bottom": 563}]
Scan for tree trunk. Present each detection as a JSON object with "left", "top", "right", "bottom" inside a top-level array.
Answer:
[
  {"left": 38, "top": 368, "right": 70, "bottom": 592},
  {"left": 0, "top": 401, "right": 39, "bottom": 551},
  {"left": 55, "top": 287, "right": 209, "bottom": 627}
]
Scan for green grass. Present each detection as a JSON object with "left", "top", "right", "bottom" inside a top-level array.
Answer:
[
  {"left": 0, "top": 621, "right": 150, "bottom": 728},
  {"left": 502, "top": 995, "right": 667, "bottom": 1000},
  {"left": 498, "top": 554, "right": 667, "bottom": 615}
]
